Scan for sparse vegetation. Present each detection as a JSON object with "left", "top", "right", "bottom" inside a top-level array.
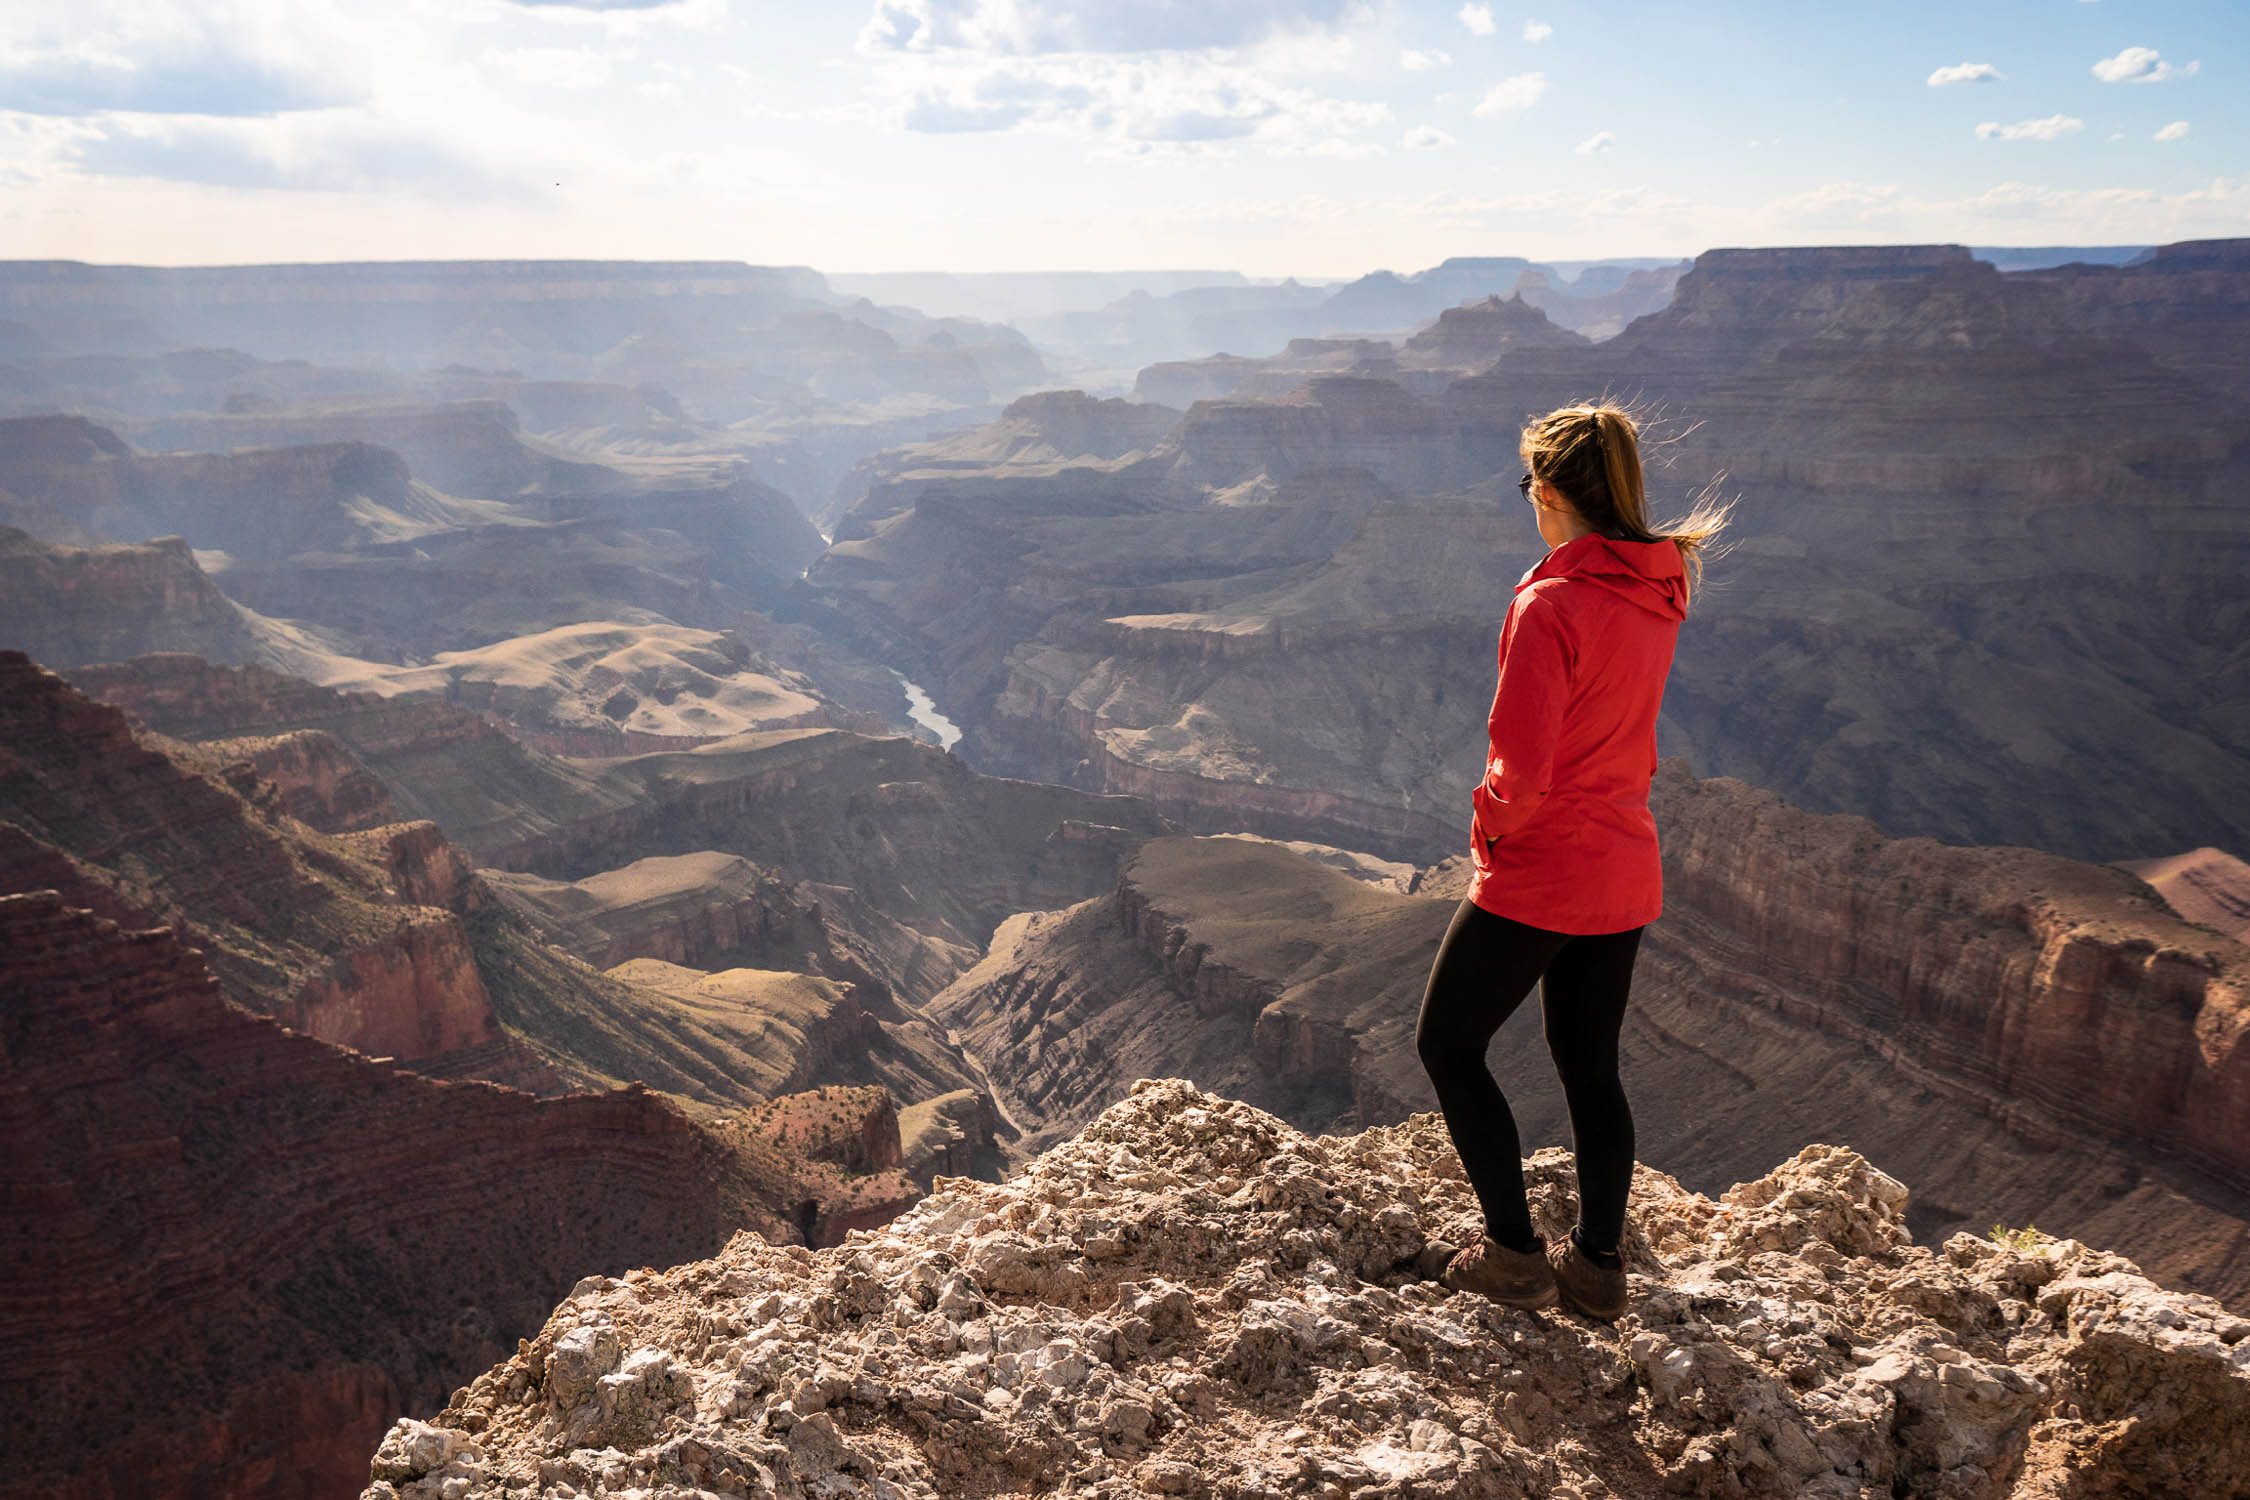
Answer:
[{"left": 1989, "top": 1223, "right": 2054, "bottom": 1253}]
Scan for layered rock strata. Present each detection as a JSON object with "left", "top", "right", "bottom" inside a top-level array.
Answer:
[
  {"left": 0, "top": 526, "right": 341, "bottom": 677},
  {"left": 0, "top": 409, "right": 825, "bottom": 663},
  {"left": 933, "top": 781, "right": 2250, "bottom": 1306},
  {"left": 2117, "top": 846, "right": 2250, "bottom": 945},
  {"left": 360, "top": 1081, "right": 2250, "bottom": 1500},
  {"left": 0, "top": 651, "right": 506, "bottom": 1070},
  {"left": 0, "top": 890, "right": 889, "bottom": 1500},
  {"left": 484, "top": 728, "right": 1176, "bottom": 961},
  {"left": 801, "top": 239, "right": 2250, "bottom": 862},
  {"left": 598, "top": 954, "right": 985, "bottom": 1115},
  {"left": 0, "top": 414, "right": 502, "bottom": 561},
  {"left": 0, "top": 652, "right": 820, "bottom": 1103},
  {"left": 1644, "top": 764, "right": 2250, "bottom": 1200},
  {"left": 66, "top": 653, "right": 647, "bottom": 857},
  {"left": 326, "top": 621, "right": 864, "bottom": 753}
]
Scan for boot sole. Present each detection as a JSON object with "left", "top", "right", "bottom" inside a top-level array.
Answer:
[
  {"left": 1552, "top": 1279, "right": 1627, "bottom": 1320},
  {"left": 1441, "top": 1271, "right": 1559, "bottom": 1309}
]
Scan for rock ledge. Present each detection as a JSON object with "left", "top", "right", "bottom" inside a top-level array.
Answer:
[{"left": 368, "top": 1080, "right": 2250, "bottom": 1499}]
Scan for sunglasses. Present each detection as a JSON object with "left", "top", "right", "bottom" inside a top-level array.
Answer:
[{"left": 1517, "top": 472, "right": 1535, "bottom": 502}]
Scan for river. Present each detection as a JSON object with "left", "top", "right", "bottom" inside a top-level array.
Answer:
[{"left": 893, "top": 671, "right": 962, "bottom": 751}]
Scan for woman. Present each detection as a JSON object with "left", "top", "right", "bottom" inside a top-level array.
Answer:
[{"left": 1418, "top": 401, "right": 1725, "bottom": 1320}]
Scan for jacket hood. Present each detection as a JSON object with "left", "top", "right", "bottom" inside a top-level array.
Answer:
[{"left": 1516, "top": 533, "right": 1687, "bottom": 620}]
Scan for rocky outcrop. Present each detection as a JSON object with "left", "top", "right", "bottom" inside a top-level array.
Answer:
[
  {"left": 0, "top": 890, "right": 838, "bottom": 1500},
  {"left": 2118, "top": 846, "right": 2250, "bottom": 944},
  {"left": 540, "top": 945, "right": 981, "bottom": 1118},
  {"left": 362, "top": 1080, "right": 2250, "bottom": 1500},
  {"left": 488, "top": 852, "right": 809, "bottom": 972},
  {"left": 483, "top": 728, "right": 1175, "bottom": 961},
  {"left": 325, "top": 621, "right": 863, "bottom": 752},
  {"left": 1395, "top": 292, "right": 1588, "bottom": 370},
  {"left": 934, "top": 794, "right": 2250, "bottom": 1306},
  {"left": 0, "top": 526, "right": 332, "bottom": 675},
  {"left": 67, "top": 653, "right": 646, "bottom": 858},
  {"left": 897, "top": 1088, "right": 1008, "bottom": 1186},
  {"left": 730, "top": 1085, "right": 923, "bottom": 1245},
  {"left": 0, "top": 650, "right": 513, "bottom": 1070},
  {"left": 199, "top": 727, "right": 401, "bottom": 832}
]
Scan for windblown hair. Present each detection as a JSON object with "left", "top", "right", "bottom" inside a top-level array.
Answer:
[{"left": 1521, "top": 401, "right": 1730, "bottom": 601}]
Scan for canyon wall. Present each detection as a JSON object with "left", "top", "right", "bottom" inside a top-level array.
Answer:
[
  {"left": 0, "top": 890, "right": 807, "bottom": 1500},
  {"left": 66, "top": 653, "right": 646, "bottom": 857},
  {"left": 0, "top": 650, "right": 514, "bottom": 1072},
  {"left": 480, "top": 727, "right": 1175, "bottom": 955},
  {"left": 934, "top": 768, "right": 2250, "bottom": 1306},
  {"left": 798, "top": 239, "right": 2250, "bottom": 864},
  {"left": 0, "top": 526, "right": 317, "bottom": 674}
]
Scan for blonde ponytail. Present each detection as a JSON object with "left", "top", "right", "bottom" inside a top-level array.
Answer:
[{"left": 1521, "top": 401, "right": 1731, "bottom": 602}]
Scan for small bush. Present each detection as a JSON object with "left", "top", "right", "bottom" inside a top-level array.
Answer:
[{"left": 1988, "top": 1223, "right": 2053, "bottom": 1253}]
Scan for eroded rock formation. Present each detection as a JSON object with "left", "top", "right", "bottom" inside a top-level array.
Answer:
[
  {"left": 2117, "top": 846, "right": 2250, "bottom": 945},
  {"left": 0, "top": 525, "right": 337, "bottom": 676},
  {"left": 0, "top": 651, "right": 509, "bottom": 1071},
  {"left": 358, "top": 1081, "right": 2250, "bottom": 1500},
  {"left": 0, "top": 890, "right": 889, "bottom": 1500},
  {"left": 933, "top": 769, "right": 2250, "bottom": 1306},
  {"left": 481, "top": 728, "right": 1176, "bottom": 961},
  {"left": 67, "top": 652, "right": 648, "bottom": 857},
  {"left": 799, "top": 239, "right": 2250, "bottom": 863}
]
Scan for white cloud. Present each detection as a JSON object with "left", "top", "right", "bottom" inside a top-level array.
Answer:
[
  {"left": 858, "top": 0, "right": 1360, "bottom": 55},
  {"left": 1399, "top": 47, "right": 1450, "bottom": 71},
  {"left": 1975, "top": 114, "right": 2083, "bottom": 142},
  {"left": 1575, "top": 129, "right": 1613, "bottom": 154},
  {"left": 1759, "top": 174, "right": 2250, "bottom": 246},
  {"left": 2091, "top": 47, "right": 2198, "bottom": 84},
  {"left": 846, "top": 0, "right": 1392, "bottom": 154},
  {"left": 1402, "top": 124, "right": 1454, "bottom": 148},
  {"left": 484, "top": 46, "right": 615, "bottom": 90},
  {"left": 2155, "top": 120, "right": 2190, "bottom": 142},
  {"left": 1472, "top": 71, "right": 1545, "bottom": 116},
  {"left": 0, "top": 34, "right": 351, "bottom": 116},
  {"left": 64, "top": 113, "right": 511, "bottom": 197},
  {"left": 1927, "top": 62, "right": 2002, "bottom": 87},
  {"left": 879, "top": 49, "right": 1389, "bottom": 150},
  {"left": 1458, "top": 3, "right": 1496, "bottom": 37},
  {"left": 1522, "top": 19, "right": 1552, "bottom": 43}
]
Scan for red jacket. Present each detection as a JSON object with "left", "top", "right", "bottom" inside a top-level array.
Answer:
[{"left": 1469, "top": 532, "right": 1686, "bottom": 935}]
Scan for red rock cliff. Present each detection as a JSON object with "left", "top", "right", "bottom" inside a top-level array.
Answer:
[
  {"left": 1644, "top": 763, "right": 2250, "bottom": 1193},
  {"left": 0, "top": 890, "right": 788, "bottom": 1500},
  {"left": 0, "top": 651, "right": 503, "bottom": 1070}
]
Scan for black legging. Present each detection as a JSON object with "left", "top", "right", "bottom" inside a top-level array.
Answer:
[{"left": 1415, "top": 898, "right": 1642, "bottom": 1256}]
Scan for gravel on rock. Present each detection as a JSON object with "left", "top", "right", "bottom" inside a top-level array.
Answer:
[{"left": 362, "top": 1079, "right": 2250, "bottom": 1500}]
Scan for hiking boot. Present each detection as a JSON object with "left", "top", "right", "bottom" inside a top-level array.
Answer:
[
  {"left": 1548, "top": 1231, "right": 1629, "bottom": 1320},
  {"left": 1438, "top": 1234, "right": 1557, "bottom": 1309}
]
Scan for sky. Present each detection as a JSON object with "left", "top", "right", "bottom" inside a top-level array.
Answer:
[{"left": 0, "top": 0, "right": 2242, "bottom": 277}]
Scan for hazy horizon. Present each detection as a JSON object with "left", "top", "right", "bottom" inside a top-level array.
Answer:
[{"left": 3, "top": 0, "right": 2239, "bottom": 276}]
